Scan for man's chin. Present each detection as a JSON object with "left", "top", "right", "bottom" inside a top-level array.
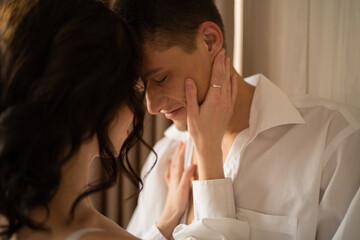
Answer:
[{"left": 173, "top": 120, "right": 187, "bottom": 132}]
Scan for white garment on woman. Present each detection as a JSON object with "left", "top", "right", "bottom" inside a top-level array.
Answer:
[{"left": 65, "top": 228, "right": 104, "bottom": 240}]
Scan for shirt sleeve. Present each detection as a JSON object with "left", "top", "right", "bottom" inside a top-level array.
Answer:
[
  {"left": 317, "top": 126, "right": 360, "bottom": 239},
  {"left": 332, "top": 187, "right": 360, "bottom": 240},
  {"left": 192, "top": 178, "right": 236, "bottom": 219},
  {"left": 173, "top": 178, "right": 250, "bottom": 240}
]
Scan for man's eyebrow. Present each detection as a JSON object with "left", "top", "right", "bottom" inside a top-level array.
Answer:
[{"left": 142, "top": 67, "right": 163, "bottom": 79}]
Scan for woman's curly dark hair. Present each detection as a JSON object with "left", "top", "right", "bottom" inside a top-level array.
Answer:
[{"left": 0, "top": 0, "right": 151, "bottom": 238}]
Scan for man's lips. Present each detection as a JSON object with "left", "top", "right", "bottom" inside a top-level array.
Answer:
[{"left": 162, "top": 107, "right": 182, "bottom": 119}]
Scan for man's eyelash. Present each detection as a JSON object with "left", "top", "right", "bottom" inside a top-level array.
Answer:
[{"left": 156, "top": 75, "right": 167, "bottom": 83}]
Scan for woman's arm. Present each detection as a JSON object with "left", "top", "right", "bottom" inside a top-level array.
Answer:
[{"left": 185, "top": 48, "right": 237, "bottom": 180}]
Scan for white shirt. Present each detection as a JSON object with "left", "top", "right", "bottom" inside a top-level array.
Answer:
[{"left": 127, "top": 74, "right": 360, "bottom": 240}]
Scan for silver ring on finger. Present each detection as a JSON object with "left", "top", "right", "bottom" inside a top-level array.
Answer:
[{"left": 210, "top": 84, "right": 221, "bottom": 88}]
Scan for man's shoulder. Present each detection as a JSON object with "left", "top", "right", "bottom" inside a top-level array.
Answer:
[{"left": 291, "top": 95, "right": 360, "bottom": 128}]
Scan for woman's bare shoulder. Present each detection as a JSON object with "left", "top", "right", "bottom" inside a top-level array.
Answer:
[{"left": 79, "top": 230, "right": 140, "bottom": 240}]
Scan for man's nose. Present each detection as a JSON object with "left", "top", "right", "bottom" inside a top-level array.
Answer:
[{"left": 145, "top": 83, "right": 167, "bottom": 115}]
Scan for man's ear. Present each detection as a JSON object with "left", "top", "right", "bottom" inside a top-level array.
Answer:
[{"left": 198, "top": 22, "right": 224, "bottom": 57}]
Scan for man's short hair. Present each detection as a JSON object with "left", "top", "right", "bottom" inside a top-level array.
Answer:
[{"left": 114, "top": 0, "right": 226, "bottom": 53}]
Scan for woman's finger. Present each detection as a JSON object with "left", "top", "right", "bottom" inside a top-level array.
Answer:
[
  {"left": 165, "top": 160, "right": 171, "bottom": 185},
  {"left": 171, "top": 142, "right": 185, "bottom": 183},
  {"left": 208, "top": 49, "right": 225, "bottom": 95},
  {"left": 185, "top": 78, "right": 199, "bottom": 120},
  {"left": 178, "top": 164, "right": 197, "bottom": 194}
]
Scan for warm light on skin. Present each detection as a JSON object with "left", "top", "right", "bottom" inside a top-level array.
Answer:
[{"left": 142, "top": 38, "right": 213, "bottom": 131}]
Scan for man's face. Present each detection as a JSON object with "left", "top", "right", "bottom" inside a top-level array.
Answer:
[{"left": 142, "top": 38, "right": 212, "bottom": 131}]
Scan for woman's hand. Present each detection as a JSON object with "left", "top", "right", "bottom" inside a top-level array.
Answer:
[
  {"left": 156, "top": 142, "right": 196, "bottom": 239},
  {"left": 185, "top": 49, "right": 238, "bottom": 180}
]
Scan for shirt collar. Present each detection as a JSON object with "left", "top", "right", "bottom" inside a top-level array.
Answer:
[{"left": 247, "top": 74, "right": 305, "bottom": 138}]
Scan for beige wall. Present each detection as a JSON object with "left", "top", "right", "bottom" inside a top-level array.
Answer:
[{"left": 243, "top": 0, "right": 360, "bottom": 107}]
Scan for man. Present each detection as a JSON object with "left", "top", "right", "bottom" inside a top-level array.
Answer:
[{"left": 115, "top": 0, "right": 360, "bottom": 239}]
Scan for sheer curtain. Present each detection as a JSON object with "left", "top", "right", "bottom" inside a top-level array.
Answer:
[{"left": 243, "top": 0, "right": 360, "bottom": 108}]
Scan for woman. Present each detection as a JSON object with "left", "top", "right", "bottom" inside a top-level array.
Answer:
[
  {"left": 0, "top": 0, "right": 152, "bottom": 239},
  {"left": 0, "top": 0, "right": 236, "bottom": 239}
]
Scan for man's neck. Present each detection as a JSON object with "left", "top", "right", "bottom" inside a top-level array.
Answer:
[{"left": 222, "top": 66, "right": 255, "bottom": 161}]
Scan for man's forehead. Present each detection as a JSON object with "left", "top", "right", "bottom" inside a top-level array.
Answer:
[
  {"left": 141, "top": 43, "right": 192, "bottom": 78},
  {"left": 141, "top": 67, "right": 163, "bottom": 79},
  {"left": 141, "top": 44, "right": 171, "bottom": 77}
]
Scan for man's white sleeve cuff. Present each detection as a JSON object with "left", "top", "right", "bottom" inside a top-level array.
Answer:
[{"left": 192, "top": 178, "right": 236, "bottom": 220}]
